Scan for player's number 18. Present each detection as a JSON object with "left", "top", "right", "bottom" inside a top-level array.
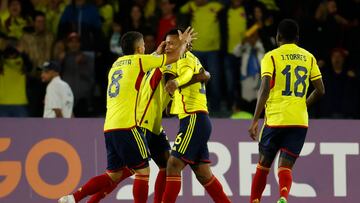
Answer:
[{"left": 281, "top": 65, "right": 308, "bottom": 98}]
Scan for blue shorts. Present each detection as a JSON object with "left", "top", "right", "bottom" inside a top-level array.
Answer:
[
  {"left": 141, "top": 128, "right": 171, "bottom": 158},
  {"left": 104, "top": 127, "right": 150, "bottom": 171},
  {"left": 171, "top": 113, "right": 212, "bottom": 165},
  {"left": 259, "top": 126, "right": 308, "bottom": 160}
]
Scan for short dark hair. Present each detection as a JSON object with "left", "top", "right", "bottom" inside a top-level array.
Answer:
[
  {"left": 165, "top": 28, "right": 180, "bottom": 38},
  {"left": 121, "top": 31, "right": 143, "bottom": 55},
  {"left": 277, "top": 19, "right": 299, "bottom": 42}
]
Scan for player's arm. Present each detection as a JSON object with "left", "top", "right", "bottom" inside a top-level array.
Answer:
[
  {"left": 306, "top": 57, "right": 325, "bottom": 107},
  {"left": 180, "top": 68, "right": 210, "bottom": 88},
  {"left": 53, "top": 109, "right": 64, "bottom": 118},
  {"left": 165, "top": 66, "right": 193, "bottom": 94},
  {"left": 306, "top": 78, "right": 325, "bottom": 107},
  {"left": 248, "top": 54, "right": 273, "bottom": 140},
  {"left": 248, "top": 75, "right": 271, "bottom": 140}
]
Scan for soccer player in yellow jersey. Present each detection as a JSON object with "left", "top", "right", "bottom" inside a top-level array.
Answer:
[
  {"left": 136, "top": 34, "right": 210, "bottom": 202},
  {"left": 58, "top": 27, "right": 196, "bottom": 203},
  {"left": 160, "top": 31, "right": 231, "bottom": 203},
  {"left": 248, "top": 19, "right": 325, "bottom": 203}
]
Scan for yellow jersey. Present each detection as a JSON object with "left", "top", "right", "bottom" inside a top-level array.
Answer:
[
  {"left": 104, "top": 54, "right": 166, "bottom": 132},
  {"left": 170, "top": 52, "right": 208, "bottom": 119},
  {"left": 0, "top": 57, "right": 28, "bottom": 105},
  {"left": 136, "top": 64, "right": 177, "bottom": 135},
  {"left": 261, "top": 44, "right": 322, "bottom": 127},
  {"left": 0, "top": 11, "right": 28, "bottom": 39},
  {"left": 180, "top": 2, "right": 223, "bottom": 51},
  {"left": 227, "top": 6, "right": 247, "bottom": 54}
]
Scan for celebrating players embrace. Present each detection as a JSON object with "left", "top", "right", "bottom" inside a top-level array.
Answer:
[{"left": 58, "top": 26, "right": 231, "bottom": 203}]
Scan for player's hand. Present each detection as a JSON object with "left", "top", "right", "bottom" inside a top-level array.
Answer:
[
  {"left": 248, "top": 120, "right": 259, "bottom": 141},
  {"left": 178, "top": 26, "right": 197, "bottom": 45},
  {"left": 155, "top": 41, "right": 166, "bottom": 55},
  {"left": 202, "top": 70, "right": 211, "bottom": 83},
  {"left": 165, "top": 80, "right": 179, "bottom": 94}
]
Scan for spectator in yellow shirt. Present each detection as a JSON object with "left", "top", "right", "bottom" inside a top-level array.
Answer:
[
  {"left": 180, "top": 0, "right": 223, "bottom": 112},
  {"left": 95, "top": 0, "right": 114, "bottom": 38},
  {"left": 0, "top": 0, "right": 31, "bottom": 39},
  {"left": 0, "top": 33, "right": 30, "bottom": 117}
]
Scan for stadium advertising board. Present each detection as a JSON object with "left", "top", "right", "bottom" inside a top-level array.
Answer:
[{"left": 0, "top": 118, "right": 359, "bottom": 203}]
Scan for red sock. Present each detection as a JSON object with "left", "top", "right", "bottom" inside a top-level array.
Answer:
[
  {"left": 87, "top": 183, "right": 118, "bottom": 203},
  {"left": 88, "top": 167, "right": 135, "bottom": 203},
  {"left": 250, "top": 164, "right": 270, "bottom": 203},
  {"left": 133, "top": 174, "right": 149, "bottom": 203},
  {"left": 161, "top": 176, "right": 181, "bottom": 203},
  {"left": 73, "top": 173, "right": 114, "bottom": 202},
  {"left": 203, "top": 175, "right": 231, "bottom": 203},
  {"left": 153, "top": 169, "right": 166, "bottom": 203},
  {"left": 278, "top": 167, "right": 292, "bottom": 199}
]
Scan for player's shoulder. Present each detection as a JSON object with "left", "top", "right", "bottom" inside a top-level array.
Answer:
[
  {"left": 187, "top": 51, "right": 198, "bottom": 60},
  {"left": 179, "top": 51, "right": 195, "bottom": 61},
  {"left": 262, "top": 49, "right": 277, "bottom": 60},
  {"left": 112, "top": 55, "right": 135, "bottom": 67},
  {"left": 280, "top": 44, "right": 315, "bottom": 58}
]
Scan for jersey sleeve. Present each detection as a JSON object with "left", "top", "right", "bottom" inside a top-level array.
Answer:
[
  {"left": 174, "top": 55, "right": 194, "bottom": 86},
  {"left": 174, "top": 66, "right": 193, "bottom": 86},
  {"left": 261, "top": 53, "right": 275, "bottom": 78},
  {"left": 309, "top": 57, "right": 322, "bottom": 81},
  {"left": 139, "top": 54, "right": 167, "bottom": 72}
]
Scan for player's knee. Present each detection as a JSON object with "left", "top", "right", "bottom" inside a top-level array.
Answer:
[
  {"left": 195, "top": 172, "right": 213, "bottom": 185},
  {"left": 258, "top": 152, "right": 275, "bottom": 168},
  {"left": 258, "top": 159, "right": 272, "bottom": 168},
  {"left": 166, "top": 156, "right": 184, "bottom": 175},
  {"left": 279, "top": 151, "right": 297, "bottom": 168},
  {"left": 192, "top": 164, "right": 212, "bottom": 185},
  {"left": 134, "top": 166, "right": 150, "bottom": 176},
  {"left": 107, "top": 171, "right": 123, "bottom": 182}
]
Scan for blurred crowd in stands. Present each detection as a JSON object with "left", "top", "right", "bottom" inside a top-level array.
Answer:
[{"left": 0, "top": 0, "right": 359, "bottom": 118}]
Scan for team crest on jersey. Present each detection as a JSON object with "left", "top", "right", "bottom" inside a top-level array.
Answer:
[{"left": 166, "top": 64, "right": 172, "bottom": 69}]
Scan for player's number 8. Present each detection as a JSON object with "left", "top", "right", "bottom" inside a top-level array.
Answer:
[
  {"left": 108, "top": 70, "right": 123, "bottom": 98},
  {"left": 281, "top": 65, "right": 308, "bottom": 97}
]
